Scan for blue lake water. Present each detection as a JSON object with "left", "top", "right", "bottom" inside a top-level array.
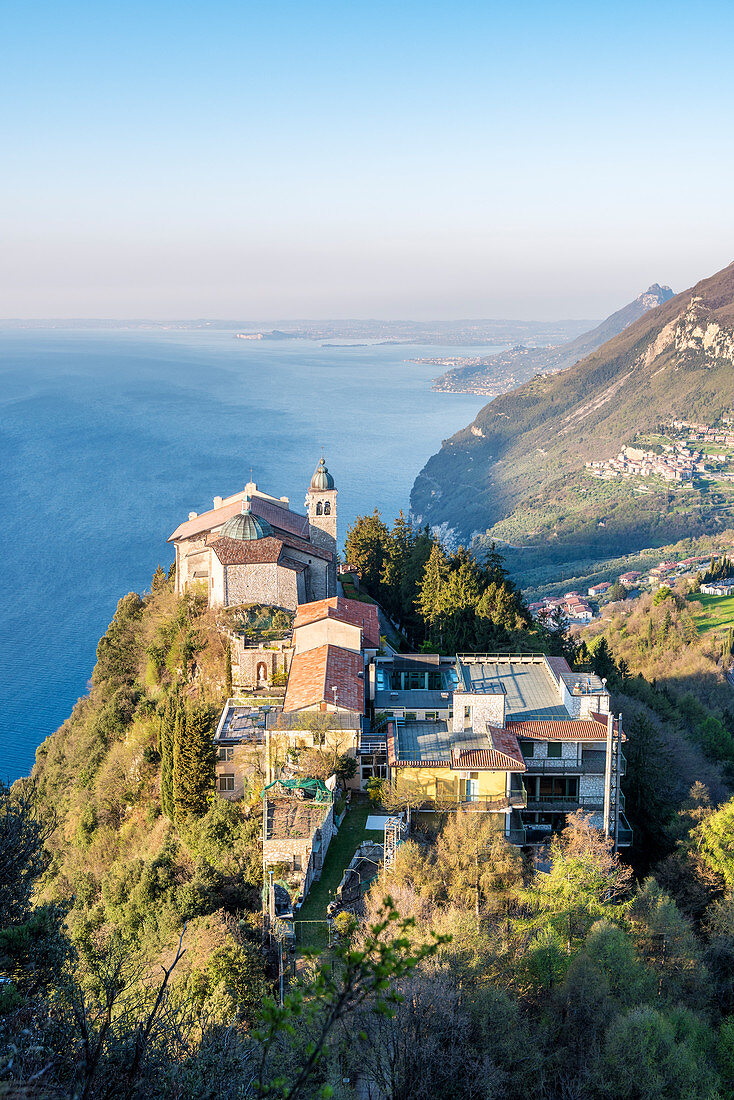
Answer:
[{"left": 0, "top": 329, "right": 491, "bottom": 781}]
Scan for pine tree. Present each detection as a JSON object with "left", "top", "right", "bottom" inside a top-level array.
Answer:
[
  {"left": 151, "top": 563, "right": 168, "bottom": 592},
  {"left": 590, "top": 637, "right": 617, "bottom": 682},
  {"left": 416, "top": 541, "right": 450, "bottom": 640}
]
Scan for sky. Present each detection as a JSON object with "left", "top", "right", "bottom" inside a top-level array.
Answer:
[{"left": 2, "top": 0, "right": 734, "bottom": 320}]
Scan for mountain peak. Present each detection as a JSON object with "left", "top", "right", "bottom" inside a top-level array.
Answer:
[{"left": 639, "top": 283, "right": 674, "bottom": 309}]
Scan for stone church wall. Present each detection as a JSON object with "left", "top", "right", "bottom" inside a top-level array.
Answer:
[
  {"left": 225, "top": 563, "right": 300, "bottom": 610},
  {"left": 177, "top": 537, "right": 210, "bottom": 595}
]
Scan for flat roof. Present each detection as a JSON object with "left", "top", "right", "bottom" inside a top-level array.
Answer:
[
  {"left": 392, "top": 720, "right": 451, "bottom": 765},
  {"left": 374, "top": 689, "right": 452, "bottom": 710},
  {"left": 458, "top": 659, "right": 569, "bottom": 721},
  {"left": 216, "top": 703, "right": 267, "bottom": 742}
]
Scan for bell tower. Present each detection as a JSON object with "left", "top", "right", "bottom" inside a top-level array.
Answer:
[{"left": 306, "top": 455, "right": 338, "bottom": 556}]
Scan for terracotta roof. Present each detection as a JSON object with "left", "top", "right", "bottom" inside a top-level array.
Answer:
[
  {"left": 508, "top": 715, "right": 622, "bottom": 741},
  {"left": 293, "top": 597, "right": 380, "bottom": 648},
  {"left": 249, "top": 496, "right": 310, "bottom": 539},
  {"left": 284, "top": 644, "right": 364, "bottom": 714},
  {"left": 210, "top": 536, "right": 284, "bottom": 566},
  {"left": 168, "top": 491, "right": 309, "bottom": 543},
  {"left": 276, "top": 530, "right": 333, "bottom": 562},
  {"left": 279, "top": 556, "right": 307, "bottom": 573},
  {"left": 453, "top": 726, "right": 526, "bottom": 771}
]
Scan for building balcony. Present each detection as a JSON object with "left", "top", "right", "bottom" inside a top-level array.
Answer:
[
  {"left": 525, "top": 795, "right": 604, "bottom": 812},
  {"left": 358, "top": 734, "right": 387, "bottom": 754},
  {"left": 522, "top": 751, "right": 626, "bottom": 776},
  {"left": 617, "top": 813, "right": 633, "bottom": 847},
  {"left": 418, "top": 791, "right": 527, "bottom": 813},
  {"left": 522, "top": 759, "right": 584, "bottom": 774},
  {"left": 507, "top": 827, "right": 527, "bottom": 846}
]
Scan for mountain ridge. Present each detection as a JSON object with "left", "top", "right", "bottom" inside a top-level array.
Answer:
[
  {"left": 430, "top": 283, "right": 674, "bottom": 395},
  {"left": 410, "top": 260, "right": 734, "bottom": 567}
]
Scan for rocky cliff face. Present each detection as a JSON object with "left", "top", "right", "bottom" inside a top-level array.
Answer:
[
  {"left": 410, "top": 261, "right": 734, "bottom": 557},
  {"left": 644, "top": 297, "right": 734, "bottom": 366}
]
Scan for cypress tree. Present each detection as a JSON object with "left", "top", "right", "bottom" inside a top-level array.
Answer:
[
  {"left": 173, "top": 700, "right": 188, "bottom": 821},
  {"left": 175, "top": 702, "right": 216, "bottom": 819},
  {"left": 225, "top": 642, "right": 233, "bottom": 697},
  {"left": 160, "top": 693, "right": 176, "bottom": 819}
]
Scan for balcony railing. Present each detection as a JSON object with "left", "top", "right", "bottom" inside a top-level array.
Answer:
[
  {"left": 522, "top": 759, "right": 584, "bottom": 774},
  {"left": 617, "top": 814, "right": 634, "bottom": 847},
  {"left": 417, "top": 792, "right": 527, "bottom": 813},
  {"left": 521, "top": 752, "right": 626, "bottom": 776},
  {"left": 525, "top": 795, "right": 604, "bottom": 812},
  {"left": 507, "top": 827, "right": 527, "bottom": 845}
]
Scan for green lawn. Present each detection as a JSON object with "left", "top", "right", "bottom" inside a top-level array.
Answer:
[
  {"left": 295, "top": 799, "right": 383, "bottom": 951},
  {"left": 688, "top": 592, "right": 734, "bottom": 635}
]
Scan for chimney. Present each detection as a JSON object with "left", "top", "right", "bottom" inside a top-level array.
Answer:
[
  {"left": 188, "top": 511, "right": 198, "bottom": 520},
  {"left": 213, "top": 496, "right": 223, "bottom": 508}
]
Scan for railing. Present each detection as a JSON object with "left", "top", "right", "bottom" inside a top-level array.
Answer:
[
  {"left": 359, "top": 736, "right": 387, "bottom": 755},
  {"left": 416, "top": 792, "right": 526, "bottom": 812},
  {"left": 521, "top": 752, "right": 627, "bottom": 776},
  {"left": 525, "top": 795, "right": 604, "bottom": 811},
  {"left": 507, "top": 827, "right": 527, "bottom": 845},
  {"left": 455, "top": 653, "right": 547, "bottom": 664},
  {"left": 617, "top": 814, "right": 634, "bottom": 847},
  {"left": 522, "top": 759, "right": 584, "bottom": 774},
  {"left": 267, "top": 711, "right": 364, "bottom": 731}
]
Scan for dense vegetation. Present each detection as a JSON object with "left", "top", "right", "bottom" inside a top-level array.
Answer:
[
  {"left": 348, "top": 805, "right": 734, "bottom": 1100},
  {"left": 344, "top": 510, "right": 550, "bottom": 652},
  {"left": 7, "top": 536, "right": 734, "bottom": 1094}
]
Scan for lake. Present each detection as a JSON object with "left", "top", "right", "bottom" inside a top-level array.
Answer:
[{"left": 0, "top": 329, "right": 491, "bottom": 780}]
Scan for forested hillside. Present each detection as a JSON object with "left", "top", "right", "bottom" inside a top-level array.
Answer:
[{"left": 7, "top": 560, "right": 734, "bottom": 1096}]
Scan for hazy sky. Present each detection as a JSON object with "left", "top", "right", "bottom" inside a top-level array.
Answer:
[{"left": 3, "top": 0, "right": 734, "bottom": 320}]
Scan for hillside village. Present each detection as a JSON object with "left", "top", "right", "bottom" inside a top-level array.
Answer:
[{"left": 527, "top": 554, "right": 713, "bottom": 624}]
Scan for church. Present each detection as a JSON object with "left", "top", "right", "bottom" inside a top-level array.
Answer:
[{"left": 168, "top": 457, "right": 338, "bottom": 610}]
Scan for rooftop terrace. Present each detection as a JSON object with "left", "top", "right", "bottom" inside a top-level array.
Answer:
[
  {"left": 457, "top": 656, "right": 570, "bottom": 721},
  {"left": 390, "top": 720, "right": 451, "bottom": 765}
]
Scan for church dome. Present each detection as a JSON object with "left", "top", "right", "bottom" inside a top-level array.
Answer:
[
  {"left": 220, "top": 498, "right": 273, "bottom": 541},
  {"left": 310, "top": 456, "right": 335, "bottom": 491}
]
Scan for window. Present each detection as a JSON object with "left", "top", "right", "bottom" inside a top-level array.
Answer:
[
  {"left": 428, "top": 670, "right": 442, "bottom": 690},
  {"left": 217, "top": 746, "right": 234, "bottom": 761},
  {"left": 405, "top": 712, "right": 417, "bottom": 722},
  {"left": 518, "top": 739, "right": 534, "bottom": 758},
  {"left": 324, "top": 502, "right": 331, "bottom": 515},
  {"left": 547, "top": 742, "right": 563, "bottom": 759},
  {"left": 425, "top": 711, "right": 437, "bottom": 721},
  {"left": 408, "top": 670, "right": 423, "bottom": 690},
  {"left": 293, "top": 854, "right": 302, "bottom": 872},
  {"left": 316, "top": 502, "right": 323, "bottom": 516},
  {"left": 218, "top": 774, "right": 235, "bottom": 792},
  {"left": 313, "top": 730, "right": 326, "bottom": 746}
]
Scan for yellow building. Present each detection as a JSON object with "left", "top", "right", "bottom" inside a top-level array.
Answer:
[{"left": 386, "top": 718, "right": 527, "bottom": 829}]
